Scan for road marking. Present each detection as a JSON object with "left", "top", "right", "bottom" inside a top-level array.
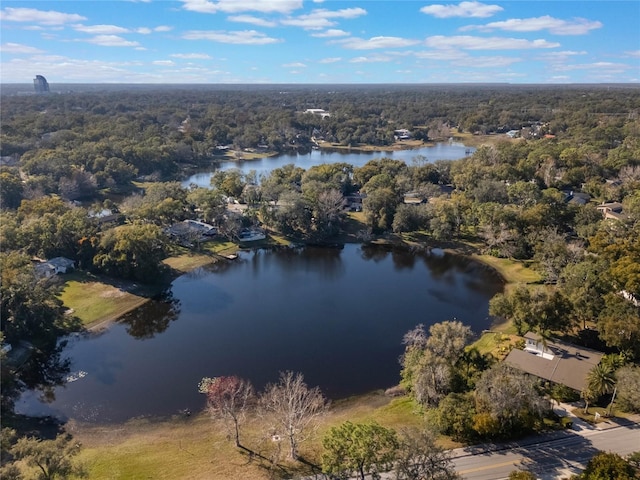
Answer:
[{"left": 458, "top": 458, "right": 521, "bottom": 474}]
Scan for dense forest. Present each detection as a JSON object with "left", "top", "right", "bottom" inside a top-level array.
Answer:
[{"left": 1, "top": 84, "right": 639, "bottom": 478}]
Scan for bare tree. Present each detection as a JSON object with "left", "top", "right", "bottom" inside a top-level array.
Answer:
[
  {"left": 198, "top": 376, "right": 254, "bottom": 447},
  {"left": 259, "top": 371, "right": 326, "bottom": 460},
  {"left": 402, "top": 324, "right": 428, "bottom": 348},
  {"left": 394, "top": 428, "right": 460, "bottom": 480}
]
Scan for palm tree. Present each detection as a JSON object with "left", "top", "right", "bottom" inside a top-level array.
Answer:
[{"left": 586, "top": 363, "right": 617, "bottom": 415}]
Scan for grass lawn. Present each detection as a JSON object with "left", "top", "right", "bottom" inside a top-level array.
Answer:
[
  {"left": 73, "top": 392, "right": 429, "bottom": 480},
  {"left": 471, "top": 330, "right": 521, "bottom": 359},
  {"left": 450, "top": 130, "right": 518, "bottom": 148},
  {"left": 471, "top": 254, "right": 541, "bottom": 285},
  {"left": 59, "top": 272, "right": 149, "bottom": 328},
  {"left": 162, "top": 253, "right": 216, "bottom": 273}
]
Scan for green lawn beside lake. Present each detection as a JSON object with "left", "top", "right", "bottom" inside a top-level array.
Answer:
[{"left": 59, "top": 272, "right": 149, "bottom": 328}]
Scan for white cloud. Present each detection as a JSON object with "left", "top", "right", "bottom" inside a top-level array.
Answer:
[
  {"left": 152, "top": 60, "right": 176, "bottom": 66},
  {"left": 283, "top": 62, "right": 306, "bottom": 68},
  {"left": 181, "top": 0, "right": 302, "bottom": 14},
  {"left": 414, "top": 48, "right": 519, "bottom": 67},
  {"left": 311, "top": 29, "right": 349, "bottom": 38},
  {"left": 183, "top": 30, "right": 281, "bottom": 45},
  {"left": 228, "top": 15, "right": 277, "bottom": 27},
  {"left": 318, "top": 57, "right": 341, "bottom": 63},
  {"left": 625, "top": 50, "right": 640, "bottom": 58},
  {"left": 424, "top": 35, "right": 560, "bottom": 50},
  {"left": 73, "top": 24, "right": 172, "bottom": 35},
  {"left": 414, "top": 49, "right": 468, "bottom": 61},
  {"left": 555, "top": 61, "right": 631, "bottom": 72},
  {"left": 336, "top": 36, "right": 419, "bottom": 50},
  {"left": 538, "top": 50, "right": 587, "bottom": 63},
  {"left": 0, "top": 42, "right": 44, "bottom": 54},
  {"left": 350, "top": 55, "right": 392, "bottom": 63},
  {"left": 170, "top": 53, "right": 212, "bottom": 59},
  {"left": 1, "top": 54, "right": 241, "bottom": 83},
  {"left": 451, "top": 55, "right": 520, "bottom": 67},
  {"left": 420, "top": 1, "right": 503, "bottom": 19},
  {"left": 85, "top": 35, "right": 141, "bottom": 47},
  {"left": 0, "top": 7, "right": 86, "bottom": 25},
  {"left": 281, "top": 7, "right": 366, "bottom": 30},
  {"left": 73, "top": 24, "right": 130, "bottom": 35},
  {"left": 462, "top": 16, "right": 602, "bottom": 35}
]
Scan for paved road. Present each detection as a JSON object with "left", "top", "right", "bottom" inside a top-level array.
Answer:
[{"left": 452, "top": 420, "right": 640, "bottom": 480}]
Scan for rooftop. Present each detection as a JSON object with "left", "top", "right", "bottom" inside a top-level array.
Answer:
[{"left": 505, "top": 333, "right": 603, "bottom": 392}]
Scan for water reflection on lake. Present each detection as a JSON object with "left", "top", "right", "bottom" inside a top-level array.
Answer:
[
  {"left": 16, "top": 244, "right": 501, "bottom": 424},
  {"left": 183, "top": 142, "right": 473, "bottom": 188}
]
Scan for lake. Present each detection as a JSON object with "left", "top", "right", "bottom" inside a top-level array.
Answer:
[
  {"left": 183, "top": 142, "right": 473, "bottom": 188},
  {"left": 16, "top": 244, "right": 501, "bottom": 424}
]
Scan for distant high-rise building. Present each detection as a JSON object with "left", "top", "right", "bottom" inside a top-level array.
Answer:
[{"left": 33, "top": 75, "right": 50, "bottom": 93}]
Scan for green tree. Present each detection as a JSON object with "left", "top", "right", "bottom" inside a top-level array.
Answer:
[
  {"left": 211, "top": 169, "right": 246, "bottom": 198},
  {"left": 597, "top": 294, "right": 640, "bottom": 358},
  {"left": 580, "top": 452, "right": 635, "bottom": 480},
  {"left": 93, "top": 223, "right": 168, "bottom": 282},
  {"left": 508, "top": 471, "right": 537, "bottom": 480},
  {"left": 0, "top": 252, "right": 66, "bottom": 344},
  {"left": 426, "top": 321, "right": 473, "bottom": 365},
  {"left": 187, "top": 188, "right": 226, "bottom": 224},
  {"left": 322, "top": 421, "right": 399, "bottom": 480},
  {"left": 400, "top": 322, "right": 472, "bottom": 407},
  {"left": 586, "top": 363, "right": 617, "bottom": 414},
  {"left": 11, "top": 433, "right": 86, "bottom": 480},
  {"left": 615, "top": 365, "right": 640, "bottom": 413},
  {"left": 0, "top": 170, "right": 23, "bottom": 210},
  {"left": 559, "top": 260, "right": 607, "bottom": 329},
  {"left": 474, "top": 363, "right": 549, "bottom": 438},
  {"left": 363, "top": 187, "right": 399, "bottom": 232},
  {"left": 431, "top": 393, "right": 476, "bottom": 442}
]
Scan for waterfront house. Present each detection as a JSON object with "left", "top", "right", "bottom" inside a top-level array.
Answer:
[{"left": 505, "top": 332, "right": 603, "bottom": 392}]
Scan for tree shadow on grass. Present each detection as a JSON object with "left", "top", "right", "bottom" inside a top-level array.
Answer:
[{"left": 236, "top": 444, "right": 326, "bottom": 479}]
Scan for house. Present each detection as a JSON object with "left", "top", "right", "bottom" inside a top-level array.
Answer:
[
  {"left": 596, "top": 202, "right": 625, "bottom": 221},
  {"left": 343, "top": 192, "right": 366, "bottom": 211},
  {"left": 505, "top": 332, "right": 603, "bottom": 392},
  {"left": 562, "top": 191, "right": 591, "bottom": 206},
  {"left": 394, "top": 129, "right": 412, "bottom": 140},
  {"left": 166, "top": 220, "right": 217, "bottom": 242},
  {"left": 403, "top": 192, "right": 426, "bottom": 205},
  {"left": 35, "top": 257, "right": 75, "bottom": 277},
  {"left": 304, "top": 108, "right": 331, "bottom": 118},
  {"left": 238, "top": 228, "right": 266, "bottom": 242}
]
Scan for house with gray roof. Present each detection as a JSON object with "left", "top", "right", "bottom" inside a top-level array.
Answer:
[
  {"left": 505, "top": 332, "right": 603, "bottom": 392},
  {"left": 35, "top": 257, "right": 75, "bottom": 277}
]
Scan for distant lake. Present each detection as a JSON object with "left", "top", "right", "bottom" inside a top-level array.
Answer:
[
  {"left": 183, "top": 142, "right": 473, "bottom": 188},
  {"left": 16, "top": 244, "right": 501, "bottom": 424}
]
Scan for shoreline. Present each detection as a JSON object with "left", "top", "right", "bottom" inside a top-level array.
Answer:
[{"left": 82, "top": 235, "right": 512, "bottom": 335}]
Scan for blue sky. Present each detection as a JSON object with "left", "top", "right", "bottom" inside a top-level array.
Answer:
[{"left": 1, "top": 0, "right": 639, "bottom": 84}]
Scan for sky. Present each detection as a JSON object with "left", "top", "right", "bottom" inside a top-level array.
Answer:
[{"left": 1, "top": 0, "right": 639, "bottom": 84}]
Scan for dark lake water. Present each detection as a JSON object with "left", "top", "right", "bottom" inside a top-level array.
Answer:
[
  {"left": 183, "top": 142, "right": 473, "bottom": 188},
  {"left": 17, "top": 244, "right": 501, "bottom": 424}
]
